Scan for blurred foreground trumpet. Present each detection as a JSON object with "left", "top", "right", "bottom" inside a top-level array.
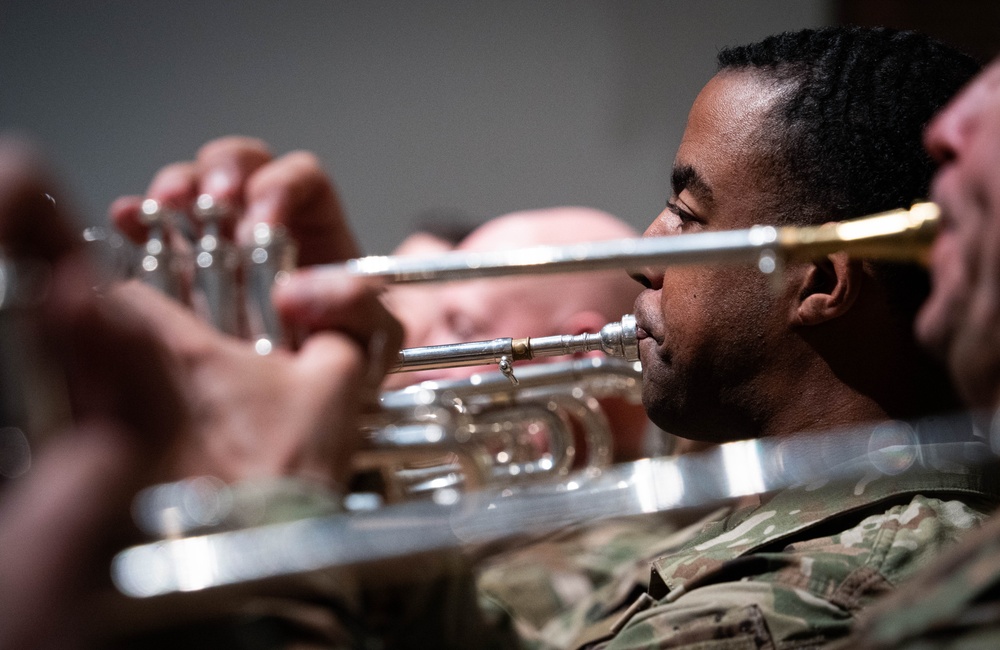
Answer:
[{"left": 330, "top": 202, "right": 940, "bottom": 284}]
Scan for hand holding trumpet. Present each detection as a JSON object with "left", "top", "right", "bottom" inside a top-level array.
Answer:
[
  {"left": 0, "top": 135, "right": 406, "bottom": 647},
  {"left": 106, "top": 136, "right": 404, "bottom": 489}
]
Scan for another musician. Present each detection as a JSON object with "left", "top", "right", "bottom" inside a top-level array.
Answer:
[{"left": 830, "top": 56, "right": 1000, "bottom": 650}]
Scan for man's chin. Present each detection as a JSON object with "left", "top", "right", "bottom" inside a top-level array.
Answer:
[{"left": 641, "top": 400, "right": 704, "bottom": 442}]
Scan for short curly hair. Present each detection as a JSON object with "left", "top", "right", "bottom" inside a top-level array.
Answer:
[{"left": 718, "top": 26, "right": 980, "bottom": 318}]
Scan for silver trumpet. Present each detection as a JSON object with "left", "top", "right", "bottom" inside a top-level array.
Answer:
[
  {"left": 356, "top": 356, "right": 639, "bottom": 503},
  {"left": 353, "top": 316, "right": 639, "bottom": 497},
  {"left": 391, "top": 314, "right": 638, "bottom": 382}
]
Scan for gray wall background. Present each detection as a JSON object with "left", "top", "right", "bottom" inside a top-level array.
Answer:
[{"left": 0, "top": 1, "right": 831, "bottom": 254}]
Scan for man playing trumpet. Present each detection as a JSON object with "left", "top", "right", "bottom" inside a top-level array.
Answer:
[
  {"left": 0, "top": 24, "right": 995, "bottom": 650},
  {"left": 103, "top": 26, "right": 993, "bottom": 649}
]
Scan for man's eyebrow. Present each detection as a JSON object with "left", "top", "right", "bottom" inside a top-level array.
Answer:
[{"left": 671, "top": 164, "right": 714, "bottom": 206}]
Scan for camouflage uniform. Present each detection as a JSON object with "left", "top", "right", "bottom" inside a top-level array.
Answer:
[
  {"left": 476, "top": 509, "right": 731, "bottom": 648},
  {"left": 836, "top": 480, "right": 1000, "bottom": 649},
  {"left": 476, "top": 443, "right": 999, "bottom": 650}
]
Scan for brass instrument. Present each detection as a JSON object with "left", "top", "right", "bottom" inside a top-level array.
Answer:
[
  {"left": 329, "top": 202, "right": 939, "bottom": 284},
  {"left": 348, "top": 203, "right": 937, "bottom": 381},
  {"left": 58, "top": 201, "right": 943, "bottom": 504},
  {"left": 101, "top": 201, "right": 938, "bottom": 364},
  {"left": 358, "top": 357, "right": 639, "bottom": 502},
  {"left": 113, "top": 411, "right": 990, "bottom": 600},
  {"left": 45, "top": 201, "right": 951, "bottom": 604},
  {"left": 390, "top": 314, "right": 638, "bottom": 381}
]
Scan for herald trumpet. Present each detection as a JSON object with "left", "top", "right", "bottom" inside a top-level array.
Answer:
[{"left": 328, "top": 202, "right": 940, "bottom": 284}]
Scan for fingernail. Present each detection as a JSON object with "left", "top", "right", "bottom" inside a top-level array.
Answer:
[
  {"left": 237, "top": 201, "right": 276, "bottom": 244},
  {"left": 202, "top": 169, "right": 234, "bottom": 197}
]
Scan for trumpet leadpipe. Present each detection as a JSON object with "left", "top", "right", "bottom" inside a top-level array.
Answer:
[
  {"left": 330, "top": 203, "right": 939, "bottom": 284},
  {"left": 391, "top": 314, "right": 638, "bottom": 373}
]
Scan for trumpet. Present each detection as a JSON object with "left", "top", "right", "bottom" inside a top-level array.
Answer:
[
  {"left": 362, "top": 203, "right": 937, "bottom": 381},
  {"left": 391, "top": 314, "right": 638, "bottom": 381},
  {"left": 329, "top": 202, "right": 939, "bottom": 284},
  {"left": 85, "top": 201, "right": 939, "bottom": 364}
]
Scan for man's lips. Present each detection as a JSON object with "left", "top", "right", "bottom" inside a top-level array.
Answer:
[
  {"left": 930, "top": 171, "right": 958, "bottom": 233},
  {"left": 635, "top": 320, "right": 663, "bottom": 346}
]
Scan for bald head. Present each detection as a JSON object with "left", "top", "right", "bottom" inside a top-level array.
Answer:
[
  {"left": 452, "top": 207, "right": 640, "bottom": 338},
  {"left": 386, "top": 206, "right": 640, "bottom": 381},
  {"left": 459, "top": 206, "right": 639, "bottom": 251}
]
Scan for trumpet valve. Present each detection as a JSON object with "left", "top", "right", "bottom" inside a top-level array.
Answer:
[
  {"left": 137, "top": 199, "right": 187, "bottom": 300},
  {"left": 243, "top": 222, "right": 296, "bottom": 354},
  {"left": 192, "top": 194, "right": 241, "bottom": 335}
]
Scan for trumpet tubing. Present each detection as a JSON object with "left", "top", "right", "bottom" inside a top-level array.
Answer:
[
  {"left": 330, "top": 202, "right": 939, "bottom": 284},
  {"left": 391, "top": 314, "right": 639, "bottom": 374}
]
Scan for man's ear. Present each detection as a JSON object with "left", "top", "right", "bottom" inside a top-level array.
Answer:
[{"left": 792, "top": 252, "right": 862, "bottom": 326}]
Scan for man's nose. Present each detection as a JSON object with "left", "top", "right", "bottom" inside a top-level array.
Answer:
[
  {"left": 629, "top": 268, "right": 663, "bottom": 291},
  {"left": 923, "top": 81, "right": 989, "bottom": 166},
  {"left": 924, "top": 107, "right": 964, "bottom": 165},
  {"left": 629, "top": 216, "right": 671, "bottom": 290}
]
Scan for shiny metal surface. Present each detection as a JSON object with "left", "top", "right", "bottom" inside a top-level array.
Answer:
[
  {"left": 136, "top": 199, "right": 188, "bottom": 300},
  {"left": 112, "top": 410, "right": 988, "bottom": 599},
  {"left": 360, "top": 357, "right": 637, "bottom": 498},
  {"left": 242, "top": 222, "right": 296, "bottom": 355},
  {"left": 332, "top": 203, "right": 939, "bottom": 284},
  {"left": 192, "top": 194, "right": 240, "bottom": 335},
  {"left": 391, "top": 314, "right": 639, "bottom": 374}
]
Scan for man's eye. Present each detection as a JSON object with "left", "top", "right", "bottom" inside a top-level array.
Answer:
[{"left": 665, "top": 200, "right": 699, "bottom": 225}]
